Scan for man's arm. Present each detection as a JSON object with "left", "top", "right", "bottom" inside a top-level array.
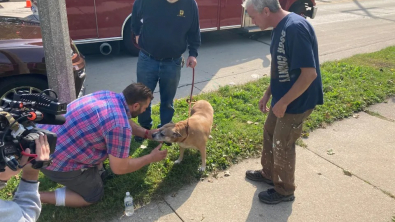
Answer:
[
  {"left": 283, "top": 23, "right": 317, "bottom": 104},
  {"left": 187, "top": 0, "right": 201, "bottom": 58},
  {"left": 131, "top": 0, "right": 143, "bottom": 40},
  {"left": 278, "top": 68, "right": 317, "bottom": 105},
  {"left": 272, "top": 68, "right": 317, "bottom": 117},
  {"left": 0, "top": 181, "right": 40, "bottom": 222},
  {"left": 0, "top": 165, "right": 40, "bottom": 222},
  {"left": 0, "top": 135, "right": 50, "bottom": 222},
  {"left": 0, "top": 167, "right": 20, "bottom": 181},
  {"left": 264, "top": 85, "right": 272, "bottom": 97},
  {"left": 129, "top": 119, "right": 157, "bottom": 139},
  {"left": 12, "top": 178, "right": 41, "bottom": 222},
  {"left": 259, "top": 85, "right": 272, "bottom": 113},
  {"left": 108, "top": 144, "right": 167, "bottom": 175}
]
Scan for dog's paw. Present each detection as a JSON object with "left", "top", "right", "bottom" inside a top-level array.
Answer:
[
  {"left": 174, "top": 160, "right": 182, "bottom": 164},
  {"left": 198, "top": 166, "right": 206, "bottom": 172}
]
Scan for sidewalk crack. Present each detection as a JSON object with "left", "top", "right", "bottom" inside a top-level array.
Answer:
[
  {"left": 162, "top": 198, "right": 185, "bottom": 222},
  {"left": 364, "top": 110, "right": 394, "bottom": 122},
  {"left": 304, "top": 146, "right": 395, "bottom": 200}
]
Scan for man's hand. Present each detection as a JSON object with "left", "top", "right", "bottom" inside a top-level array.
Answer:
[
  {"left": 135, "top": 35, "right": 139, "bottom": 44},
  {"left": 149, "top": 143, "right": 167, "bottom": 162},
  {"left": 147, "top": 129, "right": 159, "bottom": 140},
  {"left": 34, "top": 134, "right": 50, "bottom": 162},
  {"left": 129, "top": 119, "right": 157, "bottom": 140},
  {"left": 186, "top": 56, "right": 197, "bottom": 68},
  {"left": 22, "top": 134, "right": 51, "bottom": 181},
  {"left": 109, "top": 143, "right": 167, "bottom": 175},
  {"left": 0, "top": 134, "right": 50, "bottom": 181},
  {"left": 259, "top": 94, "right": 271, "bottom": 113},
  {"left": 272, "top": 100, "right": 288, "bottom": 118}
]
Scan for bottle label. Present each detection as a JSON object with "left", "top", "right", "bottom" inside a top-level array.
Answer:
[{"left": 125, "top": 201, "right": 133, "bottom": 207}]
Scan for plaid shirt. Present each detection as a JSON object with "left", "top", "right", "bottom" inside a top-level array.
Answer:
[{"left": 38, "top": 91, "right": 132, "bottom": 172}]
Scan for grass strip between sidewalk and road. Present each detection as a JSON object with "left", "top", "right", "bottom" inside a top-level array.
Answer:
[{"left": 1, "top": 46, "right": 394, "bottom": 222}]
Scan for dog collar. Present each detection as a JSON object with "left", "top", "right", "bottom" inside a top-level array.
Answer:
[{"left": 180, "top": 122, "right": 189, "bottom": 142}]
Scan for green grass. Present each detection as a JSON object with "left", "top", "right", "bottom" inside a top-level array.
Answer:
[{"left": 2, "top": 46, "right": 395, "bottom": 222}]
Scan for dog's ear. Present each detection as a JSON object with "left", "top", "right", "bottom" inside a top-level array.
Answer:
[{"left": 173, "top": 131, "right": 182, "bottom": 138}]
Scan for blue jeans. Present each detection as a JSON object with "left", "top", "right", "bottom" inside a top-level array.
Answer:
[{"left": 136, "top": 51, "right": 182, "bottom": 129}]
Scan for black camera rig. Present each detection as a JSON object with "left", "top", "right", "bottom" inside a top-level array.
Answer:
[{"left": 0, "top": 89, "right": 67, "bottom": 172}]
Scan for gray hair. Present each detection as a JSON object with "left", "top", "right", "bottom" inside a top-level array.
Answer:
[{"left": 242, "top": 0, "right": 281, "bottom": 13}]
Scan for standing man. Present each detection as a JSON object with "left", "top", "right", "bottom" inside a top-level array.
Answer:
[
  {"left": 243, "top": 0, "right": 323, "bottom": 204},
  {"left": 131, "top": 0, "right": 201, "bottom": 142}
]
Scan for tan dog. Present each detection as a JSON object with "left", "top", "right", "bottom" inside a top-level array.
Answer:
[{"left": 152, "top": 100, "right": 214, "bottom": 171}]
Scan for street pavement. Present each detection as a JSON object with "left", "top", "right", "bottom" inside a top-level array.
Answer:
[
  {"left": 81, "top": 0, "right": 395, "bottom": 104},
  {"left": 1, "top": 0, "right": 394, "bottom": 104}
]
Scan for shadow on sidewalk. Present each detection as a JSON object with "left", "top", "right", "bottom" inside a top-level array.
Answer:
[{"left": 244, "top": 178, "right": 293, "bottom": 222}]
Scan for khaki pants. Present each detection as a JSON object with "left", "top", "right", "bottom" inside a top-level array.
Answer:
[{"left": 261, "top": 108, "right": 313, "bottom": 195}]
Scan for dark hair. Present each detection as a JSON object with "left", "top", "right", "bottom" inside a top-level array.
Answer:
[{"left": 122, "top": 83, "right": 154, "bottom": 105}]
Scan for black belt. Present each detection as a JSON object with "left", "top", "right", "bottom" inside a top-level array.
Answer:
[{"left": 140, "top": 49, "right": 180, "bottom": 61}]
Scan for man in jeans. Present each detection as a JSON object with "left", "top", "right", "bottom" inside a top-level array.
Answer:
[
  {"left": 243, "top": 0, "right": 323, "bottom": 204},
  {"left": 131, "top": 0, "right": 201, "bottom": 141}
]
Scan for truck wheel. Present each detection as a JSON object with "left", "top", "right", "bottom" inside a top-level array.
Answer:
[
  {"left": 0, "top": 76, "right": 47, "bottom": 101},
  {"left": 122, "top": 19, "right": 140, "bottom": 56}
]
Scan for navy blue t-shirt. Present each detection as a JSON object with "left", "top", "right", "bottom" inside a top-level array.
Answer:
[{"left": 270, "top": 13, "right": 323, "bottom": 114}]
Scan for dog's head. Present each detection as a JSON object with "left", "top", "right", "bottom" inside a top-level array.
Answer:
[{"left": 152, "top": 123, "right": 183, "bottom": 143}]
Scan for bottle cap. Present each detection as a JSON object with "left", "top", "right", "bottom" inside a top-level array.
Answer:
[{"left": 126, "top": 192, "right": 130, "bottom": 196}]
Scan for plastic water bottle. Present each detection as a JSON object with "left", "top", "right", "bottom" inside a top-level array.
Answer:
[{"left": 124, "top": 192, "right": 134, "bottom": 216}]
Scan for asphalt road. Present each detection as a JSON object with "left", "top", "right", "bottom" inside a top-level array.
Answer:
[{"left": 81, "top": 0, "right": 395, "bottom": 104}]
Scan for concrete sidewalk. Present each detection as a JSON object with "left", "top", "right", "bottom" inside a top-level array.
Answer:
[{"left": 110, "top": 98, "right": 395, "bottom": 222}]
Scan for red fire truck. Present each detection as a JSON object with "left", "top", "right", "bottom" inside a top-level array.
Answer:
[{"left": 32, "top": 0, "right": 316, "bottom": 55}]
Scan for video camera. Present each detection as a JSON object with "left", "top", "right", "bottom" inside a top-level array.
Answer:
[{"left": 0, "top": 89, "right": 67, "bottom": 172}]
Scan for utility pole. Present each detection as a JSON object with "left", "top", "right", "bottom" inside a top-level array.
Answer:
[{"left": 37, "top": 0, "right": 76, "bottom": 103}]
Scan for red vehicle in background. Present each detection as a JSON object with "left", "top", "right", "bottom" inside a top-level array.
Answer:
[{"left": 32, "top": 0, "right": 316, "bottom": 56}]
